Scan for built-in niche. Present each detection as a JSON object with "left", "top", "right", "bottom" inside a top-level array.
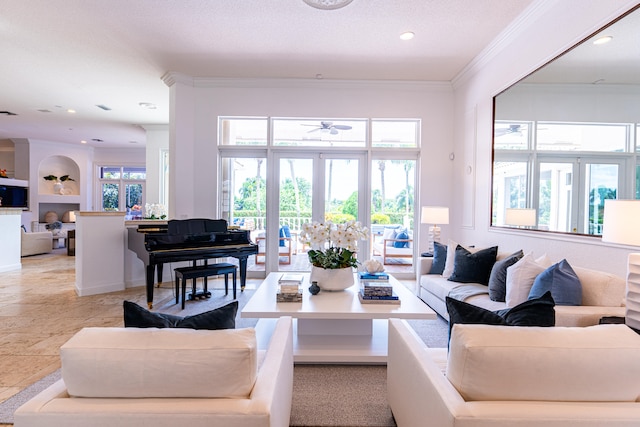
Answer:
[
  {"left": 38, "top": 155, "right": 80, "bottom": 196},
  {"left": 38, "top": 155, "right": 81, "bottom": 225}
]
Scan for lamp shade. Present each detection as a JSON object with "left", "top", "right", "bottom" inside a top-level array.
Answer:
[
  {"left": 421, "top": 206, "right": 449, "bottom": 225},
  {"left": 602, "top": 200, "right": 640, "bottom": 246},
  {"left": 505, "top": 208, "right": 536, "bottom": 227}
]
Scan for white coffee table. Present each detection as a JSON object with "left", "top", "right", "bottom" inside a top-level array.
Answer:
[{"left": 241, "top": 272, "right": 436, "bottom": 363}]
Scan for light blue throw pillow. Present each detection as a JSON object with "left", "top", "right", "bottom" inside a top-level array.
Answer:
[{"left": 528, "top": 259, "right": 582, "bottom": 306}]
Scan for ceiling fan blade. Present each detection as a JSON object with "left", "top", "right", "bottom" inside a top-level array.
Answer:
[
  {"left": 307, "top": 128, "right": 321, "bottom": 133},
  {"left": 332, "top": 125, "right": 352, "bottom": 130},
  {"left": 330, "top": 128, "right": 339, "bottom": 135}
]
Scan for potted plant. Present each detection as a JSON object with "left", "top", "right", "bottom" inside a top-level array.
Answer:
[{"left": 299, "top": 220, "right": 369, "bottom": 291}]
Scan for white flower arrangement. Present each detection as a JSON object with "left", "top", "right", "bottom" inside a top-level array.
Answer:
[
  {"left": 144, "top": 203, "right": 167, "bottom": 220},
  {"left": 299, "top": 220, "right": 369, "bottom": 269}
]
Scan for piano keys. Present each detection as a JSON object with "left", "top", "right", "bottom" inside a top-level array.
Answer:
[{"left": 127, "top": 218, "right": 258, "bottom": 308}]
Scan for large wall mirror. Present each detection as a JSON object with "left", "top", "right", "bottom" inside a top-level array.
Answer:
[{"left": 492, "top": 5, "right": 640, "bottom": 236}]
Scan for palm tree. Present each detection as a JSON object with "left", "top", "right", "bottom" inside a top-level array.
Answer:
[
  {"left": 288, "top": 159, "right": 301, "bottom": 219},
  {"left": 377, "top": 160, "right": 386, "bottom": 214}
]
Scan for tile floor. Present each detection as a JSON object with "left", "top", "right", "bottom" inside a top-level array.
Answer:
[{"left": 0, "top": 249, "right": 265, "bottom": 406}]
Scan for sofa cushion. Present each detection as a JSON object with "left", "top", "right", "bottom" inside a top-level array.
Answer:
[
  {"left": 505, "top": 253, "right": 552, "bottom": 307},
  {"left": 429, "top": 241, "right": 447, "bottom": 274},
  {"left": 123, "top": 300, "right": 237, "bottom": 330},
  {"left": 488, "top": 250, "right": 523, "bottom": 302},
  {"left": 448, "top": 245, "right": 498, "bottom": 285},
  {"left": 573, "top": 266, "right": 625, "bottom": 307},
  {"left": 61, "top": 326, "right": 258, "bottom": 398},
  {"left": 446, "top": 323, "right": 640, "bottom": 402},
  {"left": 529, "top": 259, "right": 582, "bottom": 306}
]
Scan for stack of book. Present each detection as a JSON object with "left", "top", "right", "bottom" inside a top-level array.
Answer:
[
  {"left": 277, "top": 273, "right": 303, "bottom": 302},
  {"left": 358, "top": 271, "right": 400, "bottom": 304}
]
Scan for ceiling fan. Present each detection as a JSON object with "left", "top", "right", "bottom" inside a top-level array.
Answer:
[{"left": 302, "top": 121, "right": 352, "bottom": 135}]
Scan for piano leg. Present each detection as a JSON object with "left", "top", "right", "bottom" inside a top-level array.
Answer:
[
  {"left": 238, "top": 255, "right": 248, "bottom": 291},
  {"left": 146, "top": 265, "right": 156, "bottom": 309},
  {"left": 156, "top": 263, "right": 164, "bottom": 285}
]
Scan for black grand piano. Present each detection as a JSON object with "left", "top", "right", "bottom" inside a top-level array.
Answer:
[{"left": 128, "top": 218, "right": 258, "bottom": 308}]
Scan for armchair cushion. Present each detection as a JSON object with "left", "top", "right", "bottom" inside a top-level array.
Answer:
[
  {"left": 61, "top": 326, "right": 258, "bottom": 399},
  {"left": 123, "top": 300, "right": 237, "bottom": 330}
]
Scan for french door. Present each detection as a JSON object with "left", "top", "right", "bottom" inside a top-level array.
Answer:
[
  {"left": 535, "top": 156, "right": 624, "bottom": 234},
  {"left": 267, "top": 153, "right": 365, "bottom": 272}
]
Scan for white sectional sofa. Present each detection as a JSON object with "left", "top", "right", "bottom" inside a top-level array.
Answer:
[
  {"left": 388, "top": 319, "right": 640, "bottom": 427},
  {"left": 14, "top": 316, "right": 294, "bottom": 427},
  {"left": 417, "top": 255, "right": 626, "bottom": 326}
]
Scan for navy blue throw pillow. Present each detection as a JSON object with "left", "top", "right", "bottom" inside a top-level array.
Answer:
[
  {"left": 488, "top": 250, "right": 524, "bottom": 302},
  {"left": 446, "top": 291, "right": 555, "bottom": 346},
  {"left": 394, "top": 230, "right": 409, "bottom": 248},
  {"left": 123, "top": 300, "right": 237, "bottom": 330},
  {"left": 429, "top": 241, "right": 447, "bottom": 275},
  {"left": 448, "top": 245, "right": 498, "bottom": 285}
]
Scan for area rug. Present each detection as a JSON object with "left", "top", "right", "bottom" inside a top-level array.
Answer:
[{"left": 0, "top": 304, "right": 448, "bottom": 426}]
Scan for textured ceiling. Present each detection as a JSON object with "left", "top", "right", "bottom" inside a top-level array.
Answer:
[{"left": 0, "top": 0, "right": 534, "bottom": 147}]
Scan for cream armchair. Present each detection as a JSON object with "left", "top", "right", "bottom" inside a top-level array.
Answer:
[{"left": 21, "top": 228, "right": 53, "bottom": 257}]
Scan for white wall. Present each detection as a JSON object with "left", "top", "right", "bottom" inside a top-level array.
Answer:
[
  {"left": 165, "top": 76, "right": 456, "bottom": 255},
  {"left": 451, "top": 0, "right": 639, "bottom": 276},
  {"left": 142, "top": 125, "right": 169, "bottom": 205}
]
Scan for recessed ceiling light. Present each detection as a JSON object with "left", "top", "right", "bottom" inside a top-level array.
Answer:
[
  {"left": 400, "top": 31, "right": 415, "bottom": 41},
  {"left": 67, "top": 109, "right": 76, "bottom": 114},
  {"left": 593, "top": 35, "right": 613, "bottom": 45},
  {"left": 138, "top": 102, "right": 157, "bottom": 110},
  {"left": 80, "top": 140, "right": 87, "bottom": 144}
]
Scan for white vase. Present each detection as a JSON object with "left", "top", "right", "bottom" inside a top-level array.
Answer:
[
  {"left": 309, "top": 266, "right": 355, "bottom": 291},
  {"left": 53, "top": 180, "right": 64, "bottom": 195}
]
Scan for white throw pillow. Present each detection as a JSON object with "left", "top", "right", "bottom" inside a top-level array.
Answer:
[
  {"left": 441, "top": 239, "right": 459, "bottom": 278},
  {"left": 382, "top": 227, "right": 398, "bottom": 247},
  {"left": 505, "top": 253, "right": 552, "bottom": 307}
]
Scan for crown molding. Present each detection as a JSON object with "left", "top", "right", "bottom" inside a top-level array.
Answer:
[{"left": 184, "top": 76, "right": 452, "bottom": 93}]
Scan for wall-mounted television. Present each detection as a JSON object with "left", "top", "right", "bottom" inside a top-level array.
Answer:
[{"left": 0, "top": 184, "right": 28, "bottom": 209}]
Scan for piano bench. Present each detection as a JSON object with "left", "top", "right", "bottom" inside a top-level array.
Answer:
[{"left": 174, "top": 263, "right": 238, "bottom": 309}]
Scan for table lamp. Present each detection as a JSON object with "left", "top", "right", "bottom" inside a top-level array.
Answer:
[
  {"left": 421, "top": 206, "right": 449, "bottom": 253},
  {"left": 601, "top": 199, "right": 640, "bottom": 331},
  {"left": 505, "top": 208, "right": 536, "bottom": 228}
]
